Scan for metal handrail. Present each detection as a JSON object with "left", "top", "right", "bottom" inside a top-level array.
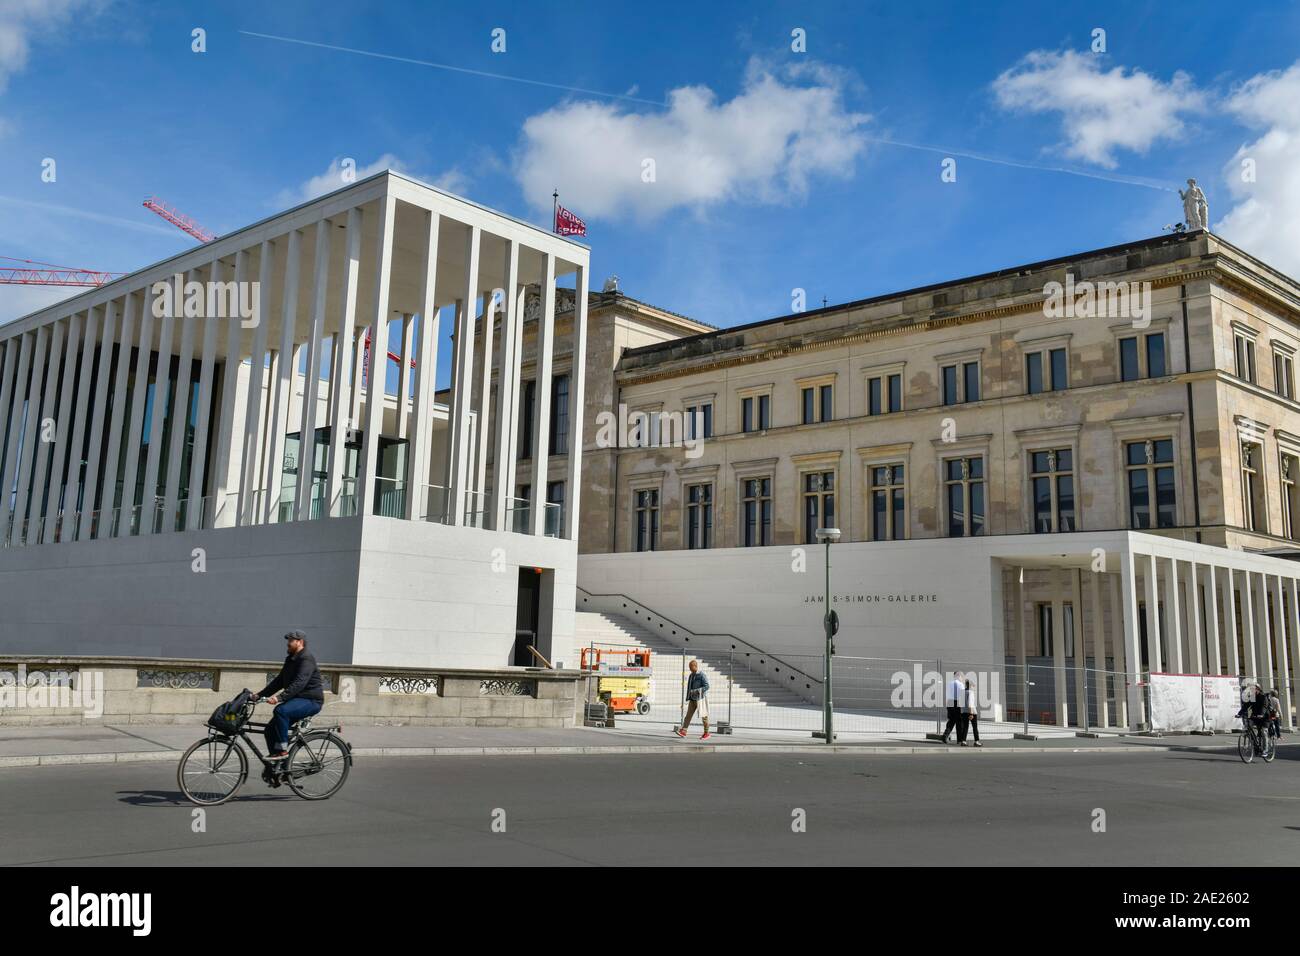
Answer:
[{"left": 576, "top": 584, "right": 823, "bottom": 687}]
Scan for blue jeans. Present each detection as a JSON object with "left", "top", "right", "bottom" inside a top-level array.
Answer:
[{"left": 265, "top": 697, "right": 322, "bottom": 754}]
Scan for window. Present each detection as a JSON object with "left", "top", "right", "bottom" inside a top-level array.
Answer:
[
  {"left": 549, "top": 375, "right": 569, "bottom": 455},
  {"left": 1274, "top": 350, "right": 1295, "bottom": 399},
  {"left": 517, "top": 380, "right": 536, "bottom": 459},
  {"left": 742, "top": 476, "right": 772, "bottom": 547},
  {"left": 869, "top": 463, "right": 906, "bottom": 541},
  {"left": 1125, "top": 439, "right": 1176, "bottom": 529},
  {"left": 800, "top": 383, "right": 833, "bottom": 425},
  {"left": 802, "top": 471, "right": 835, "bottom": 543},
  {"left": 1029, "top": 448, "right": 1075, "bottom": 533},
  {"left": 1036, "top": 602, "right": 1075, "bottom": 657},
  {"left": 635, "top": 488, "right": 659, "bottom": 552},
  {"left": 868, "top": 373, "right": 902, "bottom": 415},
  {"left": 686, "top": 483, "right": 713, "bottom": 549},
  {"left": 545, "top": 480, "right": 564, "bottom": 536},
  {"left": 1241, "top": 441, "right": 1266, "bottom": 532},
  {"left": 1282, "top": 453, "right": 1300, "bottom": 540},
  {"left": 944, "top": 456, "right": 985, "bottom": 537},
  {"left": 1235, "top": 331, "right": 1257, "bottom": 382},
  {"left": 1026, "top": 347, "right": 1067, "bottom": 394},
  {"left": 1119, "top": 332, "right": 1167, "bottom": 381},
  {"left": 684, "top": 402, "right": 713, "bottom": 440},
  {"left": 942, "top": 361, "right": 980, "bottom": 405},
  {"left": 741, "top": 393, "right": 771, "bottom": 433}
]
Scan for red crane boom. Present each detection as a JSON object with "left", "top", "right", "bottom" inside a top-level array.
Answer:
[
  {"left": 142, "top": 195, "right": 217, "bottom": 243},
  {"left": 0, "top": 257, "right": 123, "bottom": 287}
]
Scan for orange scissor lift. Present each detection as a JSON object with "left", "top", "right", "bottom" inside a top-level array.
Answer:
[{"left": 580, "top": 647, "right": 653, "bottom": 715}]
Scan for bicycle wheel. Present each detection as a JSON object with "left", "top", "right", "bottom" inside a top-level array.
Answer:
[
  {"left": 177, "top": 737, "right": 248, "bottom": 805},
  {"left": 285, "top": 731, "right": 351, "bottom": 800},
  {"left": 1238, "top": 731, "right": 1255, "bottom": 764}
]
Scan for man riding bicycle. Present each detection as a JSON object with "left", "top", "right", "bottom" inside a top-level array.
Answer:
[
  {"left": 1244, "top": 683, "right": 1272, "bottom": 742},
  {"left": 251, "top": 630, "right": 324, "bottom": 761}
]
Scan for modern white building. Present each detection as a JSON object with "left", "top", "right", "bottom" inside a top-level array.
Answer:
[{"left": 0, "top": 172, "right": 590, "bottom": 669}]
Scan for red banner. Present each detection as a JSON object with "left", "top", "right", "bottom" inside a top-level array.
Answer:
[{"left": 554, "top": 204, "right": 587, "bottom": 237}]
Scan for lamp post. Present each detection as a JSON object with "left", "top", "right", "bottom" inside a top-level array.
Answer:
[{"left": 815, "top": 527, "right": 841, "bottom": 744}]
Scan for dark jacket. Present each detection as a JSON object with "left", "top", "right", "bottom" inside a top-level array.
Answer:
[{"left": 259, "top": 649, "right": 324, "bottom": 703}]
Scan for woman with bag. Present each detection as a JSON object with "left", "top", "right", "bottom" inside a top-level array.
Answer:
[{"left": 964, "top": 677, "right": 982, "bottom": 747}]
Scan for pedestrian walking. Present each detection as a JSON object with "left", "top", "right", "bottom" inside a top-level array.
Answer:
[
  {"left": 941, "top": 671, "right": 967, "bottom": 744},
  {"left": 677, "top": 660, "right": 711, "bottom": 739},
  {"left": 964, "top": 677, "right": 982, "bottom": 747},
  {"left": 1267, "top": 689, "right": 1283, "bottom": 741}
]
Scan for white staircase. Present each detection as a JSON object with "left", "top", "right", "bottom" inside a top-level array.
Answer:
[{"left": 574, "top": 611, "right": 810, "bottom": 716}]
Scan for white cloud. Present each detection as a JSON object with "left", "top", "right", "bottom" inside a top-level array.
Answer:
[
  {"left": 0, "top": 0, "right": 106, "bottom": 92},
  {"left": 1215, "top": 62, "right": 1300, "bottom": 277},
  {"left": 513, "top": 58, "right": 871, "bottom": 220},
  {"left": 993, "top": 50, "right": 1205, "bottom": 168},
  {"left": 277, "top": 155, "right": 468, "bottom": 207}
]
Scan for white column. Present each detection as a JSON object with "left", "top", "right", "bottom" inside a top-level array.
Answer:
[
  {"left": 187, "top": 267, "right": 220, "bottom": 529},
  {"left": 99, "top": 297, "right": 136, "bottom": 536},
  {"left": 0, "top": 333, "right": 23, "bottom": 541},
  {"left": 212, "top": 250, "right": 249, "bottom": 527},
  {"left": 1090, "top": 570, "right": 1108, "bottom": 727},
  {"left": 1187, "top": 561, "right": 1204, "bottom": 674},
  {"left": 490, "top": 240, "right": 520, "bottom": 529},
  {"left": 238, "top": 240, "right": 275, "bottom": 524},
  {"left": 295, "top": 222, "right": 330, "bottom": 521},
  {"left": 326, "top": 206, "right": 363, "bottom": 517},
  {"left": 350, "top": 325, "right": 366, "bottom": 427},
  {"left": 264, "top": 229, "right": 302, "bottom": 523},
  {"left": 1120, "top": 550, "right": 1145, "bottom": 728},
  {"left": 447, "top": 225, "right": 480, "bottom": 526},
  {"left": 12, "top": 324, "right": 51, "bottom": 544},
  {"left": 26, "top": 321, "right": 63, "bottom": 544},
  {"left": 1071, "top": 568, "right": 1086, "bottom": 728},
  {"left": 1255, "top": 572, "right": 1275, "bottom": 688},
  {"left": 65, "top": 311, "right": 100, "bottom": 536},
  {"left": 80, "top": 300, "right": 122, "bottom": 539},
  {"left": 1144, "top": 553, "right": 1163, "bottom": 674},
  {"left": 359, "top": 195, "right": 396, "bottom": 516},
  {"left": 474, "top": 296, "right": 496, "bottom": 509},
  {"left": 42, "top": 312, "right": 83, "bottom": 543},
  {"left": 1289, "top": 578, "right": 1300, "bottom": 730},
  {"left": 1272, "top": 574, "right": 1291, "bottom": 728},
  {"left": 1205, "top": 564, "right": 1222, "bottom": 675},
  {"left": 162, "top": 275, "right": 199, "bottom": 532},
  {"left": 1163, "top": 557, "right": 1183, "bottom": 673},
  {"left": 397, "top": 313, "right": 414, "bottom": 441},
  {"left": 1241, "top": 570, "right": 1258, "bottom": 677},
  {"left": 140, "top": 294, "right": 175, "bottom": 535},
  {"left": 1052, "top": 569, "right": 1067, "bottom": 726},
  {"left": 1108, "top": 573, "right": 1128, "bottom": 727},
  {"left": 1223, "top": 567, "right": 1241, "bottom": 676},
  {"left": 563, "top": 263, "right": 588, "bottom": 541},
  {"left": 119, "top": 298, "right": 154, "bottom": 536},
  {"left": 529, "top": 253, "right": 557, "bottom": 536},
  {"left": 406, "top": 211, "right": 441, "bottom": 520}
]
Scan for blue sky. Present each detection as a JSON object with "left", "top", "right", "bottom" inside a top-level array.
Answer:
[{"left": 3, "top": 0, "right": 1300, "bottom": 344}]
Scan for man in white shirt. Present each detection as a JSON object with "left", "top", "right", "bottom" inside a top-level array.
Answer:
[{"left": 941, "top": 671, "right": 967, "bottom": 744}]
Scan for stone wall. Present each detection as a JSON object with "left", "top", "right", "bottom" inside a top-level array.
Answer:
[{"left": 0, "top": 657, "right": 583, "bottom": 728}]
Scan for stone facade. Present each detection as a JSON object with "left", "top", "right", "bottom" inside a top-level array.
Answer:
[{"left": 598, "top": 231, "right": 1300, "bottom": 557}]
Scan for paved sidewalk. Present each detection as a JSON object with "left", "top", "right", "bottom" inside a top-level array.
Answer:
[{"left": 0, "top": 720, "right": 1277, "bottom": 769}]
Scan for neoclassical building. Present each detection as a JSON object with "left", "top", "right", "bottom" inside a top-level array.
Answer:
[{"left": 571, "top": 231, "right": 1300, "bottom": 730}]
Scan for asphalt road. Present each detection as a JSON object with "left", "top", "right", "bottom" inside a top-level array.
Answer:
[{"left": 1, "top": 746, "right": 1297, "bottom": 865}]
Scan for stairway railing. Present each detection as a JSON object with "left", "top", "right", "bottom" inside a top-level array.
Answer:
[{"left": 576, "top": 585, "right": 822, "bottom": 703}]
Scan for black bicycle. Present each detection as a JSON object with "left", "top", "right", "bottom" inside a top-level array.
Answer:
[
  {"left": 1237, "top": 717, "right": 1276, "bottom": 764},
  {"left": 177, "top": 695, "right": 352, "bottom": 805}
]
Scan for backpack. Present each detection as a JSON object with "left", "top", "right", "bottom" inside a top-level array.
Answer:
[{"left": 207, "top": 689, "right": 253, "bottom": 736}]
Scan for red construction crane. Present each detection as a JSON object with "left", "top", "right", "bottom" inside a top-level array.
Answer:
[
  {"left": 142, "top": 195, "right": 217, "bottom": 243},
  {"left": 0, "top": 257, "right": 123, "bottom": 287}
]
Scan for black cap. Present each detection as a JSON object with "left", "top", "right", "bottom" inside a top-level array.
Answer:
[{"left": 284, "top": 629, "right": 307, "bottom": 641}]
